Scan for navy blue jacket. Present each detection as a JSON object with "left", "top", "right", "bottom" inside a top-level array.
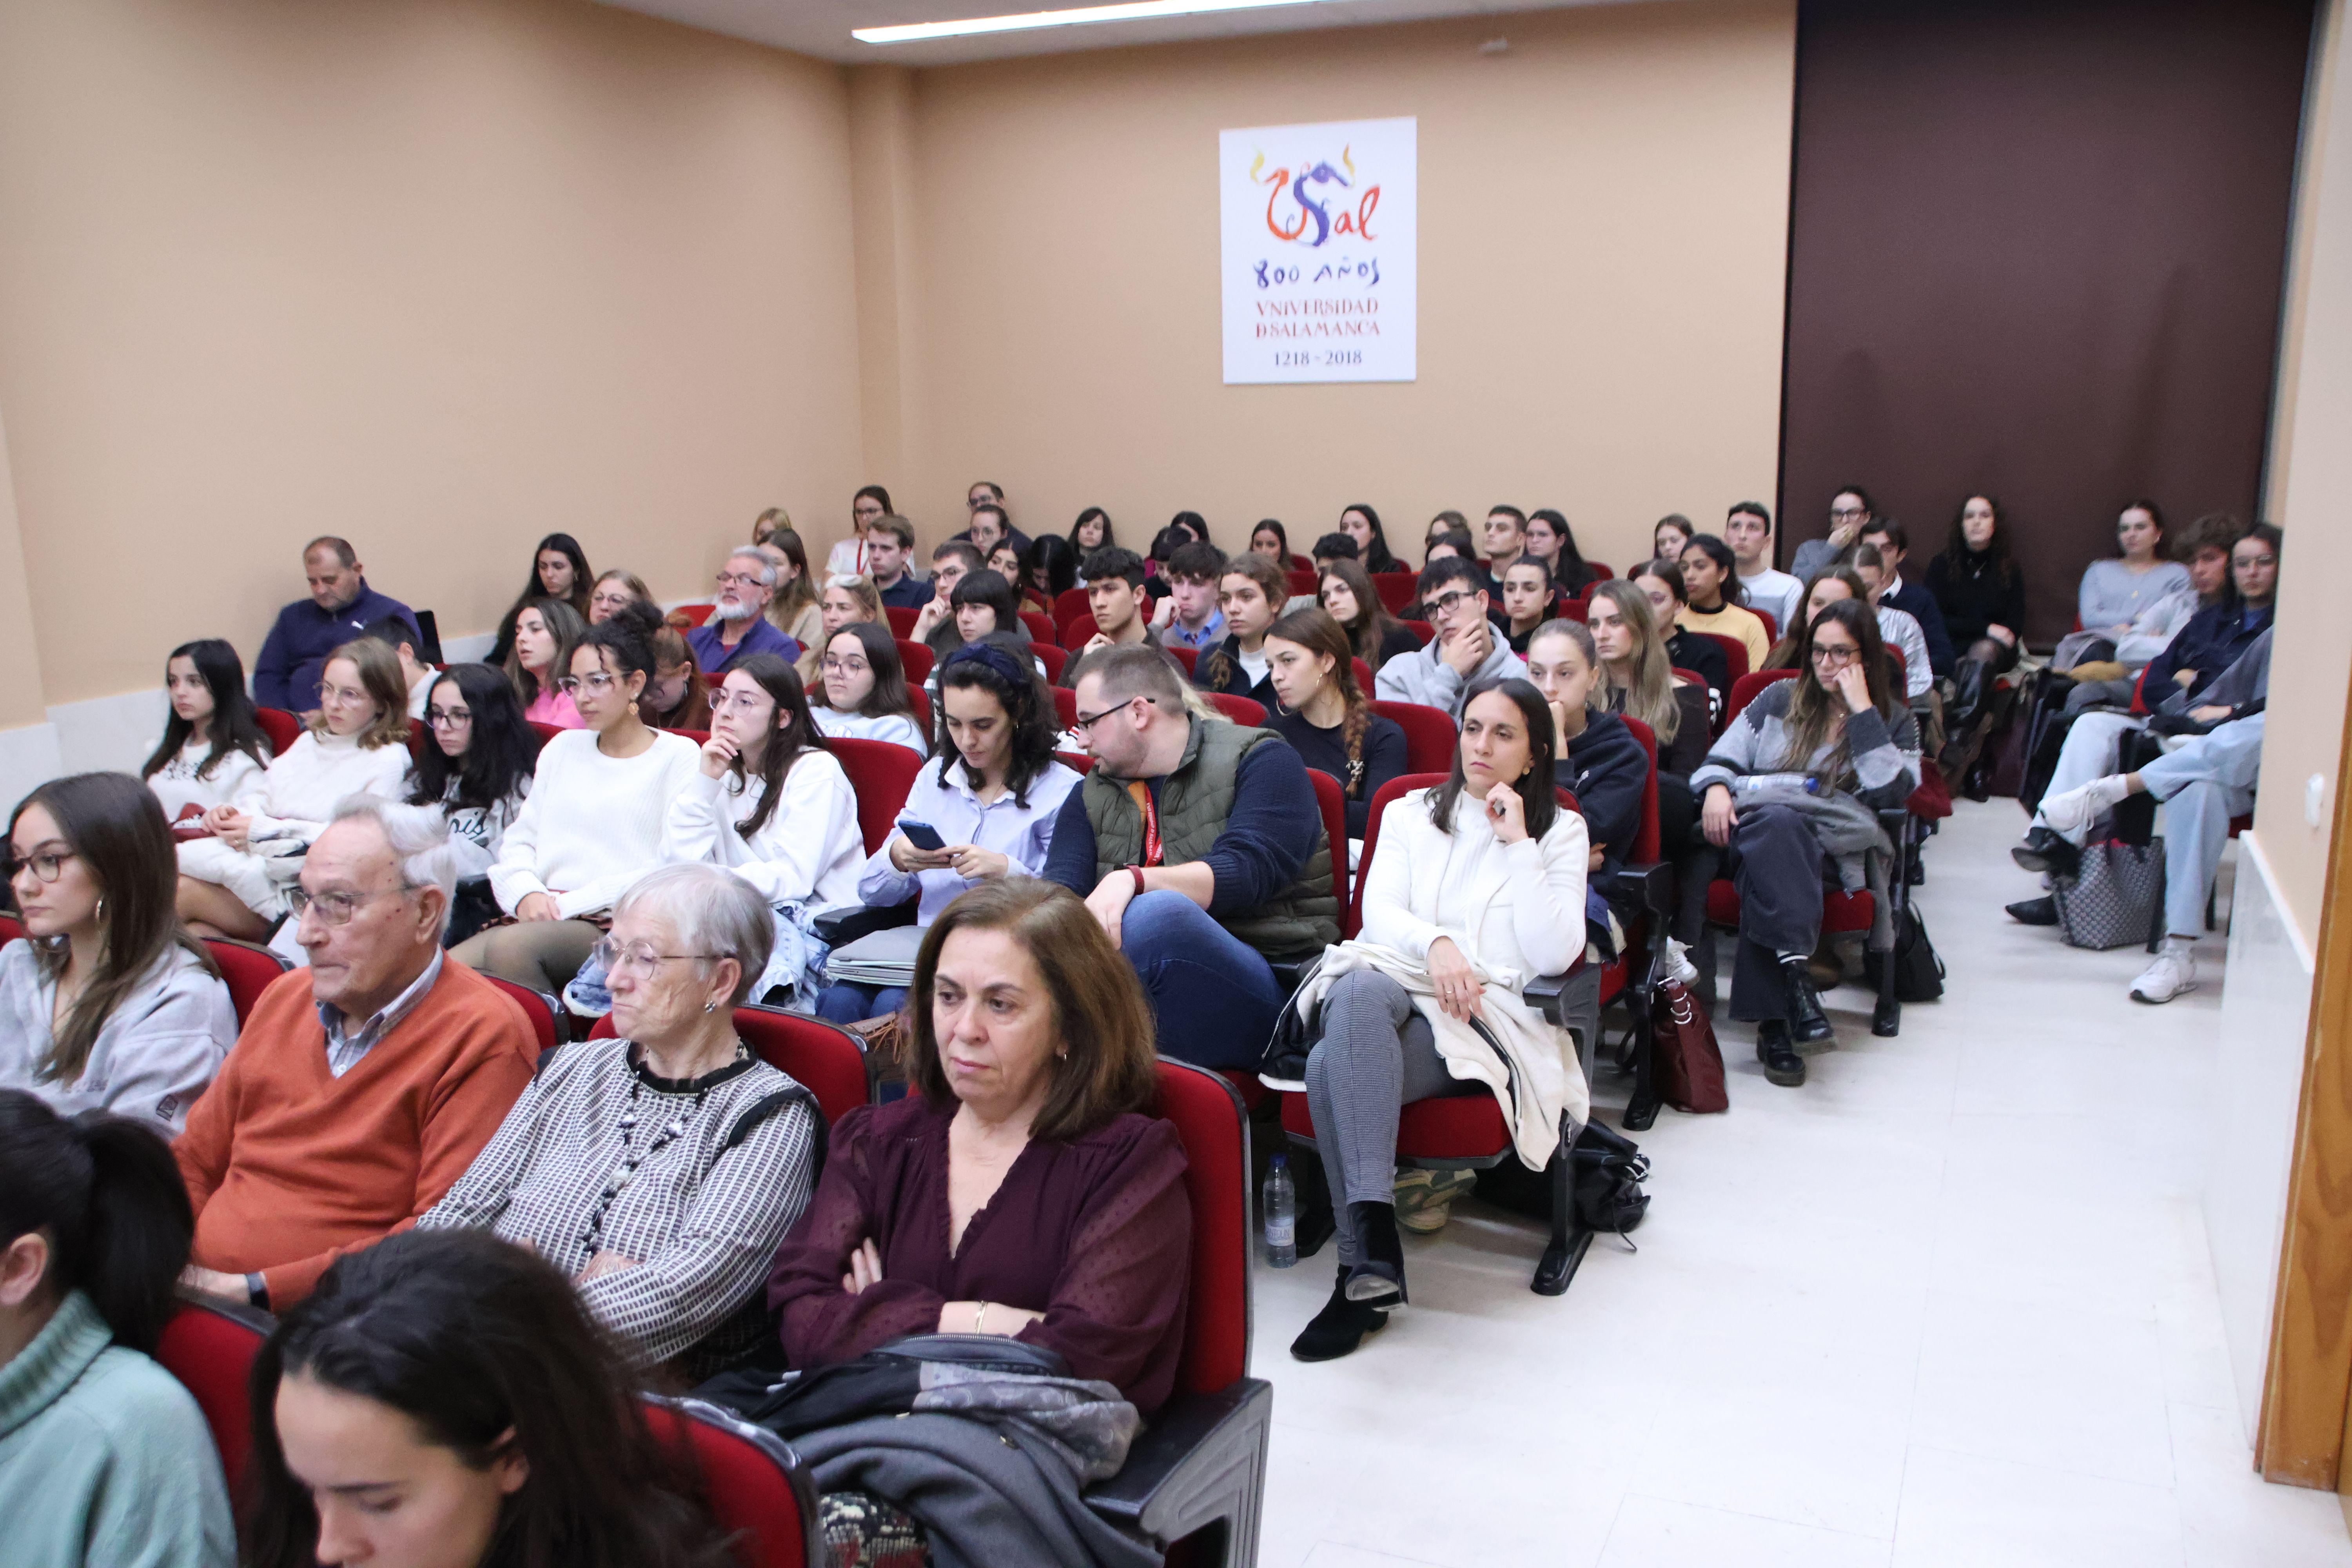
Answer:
[
  {"left": 877, "top": 573, "right": 931, "bottom": 610},
  {"left": 1194, "top": 635, "right": 1279, "bottom": 710},
  {"left": 254, "top": 583, "right": 419, "bottom": 712},
  {"left": 1559, "top": 708, "right": 1647, "bottom": 933},
  {"left": 2143, "top": 602, "right": 2274, "bottom": 707}
]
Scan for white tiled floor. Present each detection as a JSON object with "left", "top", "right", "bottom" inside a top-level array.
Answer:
[{"left": 1248, "top": 799, "right": 2352, "bottom": 1568}]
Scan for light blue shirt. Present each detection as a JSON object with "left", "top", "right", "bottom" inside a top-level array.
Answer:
[
  {"left": 857, "top": 757, "right": 1085, "bottom": 925},
  {"left": 1160, "top": 609, "right": 1227, "bottom": 651},
  {"left": 319, "top": 949, "right": 444, "bottom": 1078}
]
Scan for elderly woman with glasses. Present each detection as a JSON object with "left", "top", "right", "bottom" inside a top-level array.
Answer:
[
  {"left": 422, "top": 864, "right": 821, "bottom": 1376},
  {"left": 454, "top": 605, "right": 702, "bottom": 1009}
]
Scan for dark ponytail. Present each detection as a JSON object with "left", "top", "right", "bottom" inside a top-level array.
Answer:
[{"left": 0, "top": 1091, "right": 192, "bottom": 1355}]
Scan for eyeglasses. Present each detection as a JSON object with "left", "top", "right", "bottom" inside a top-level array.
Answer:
[
  {"left": 715, "top": 570, "right": 765, "bottom": 589},
  {"left": 314, "top": 682, "right": 369, "bottom": 706},
  {"left": 590, "top": 937, "right": 718, "bottom": 979},
  {"left": 711, "top": 689, "right": 771, "bottom": 716},
  {"left": 820, "top": 656, "right": 871, "bottom": 675},
  {"left": 289, "top": 885, "right": 415, "bottom": 926},
  {"left": 555, "top": 672, "right": 619, "bottom": 697},
  {"left": 1073, "top": 695, "right": 1152, "bottom": 731},
  {"left": 1426, "top": 589, "right": 1478, "bottom": 616},
  {"left": 1830, "top": 506, "right": 1868, "bottom": 521},
  {"left": 1810, "top": 644, "right": 1859, "bottom": 667},
  {"left": 427, "top": 707, "right": 473, "bottom": 729},
  {"left": 3, "top": 848, "right": 76, "bottom": 884}
]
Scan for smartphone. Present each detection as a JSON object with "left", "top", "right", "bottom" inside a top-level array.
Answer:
[{"left": 897, "top": 819, "right": 947, "bottom": 852}]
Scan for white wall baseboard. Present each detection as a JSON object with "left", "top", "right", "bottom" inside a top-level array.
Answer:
[
  {"left": 49, "top": 687, "right": 169, "bottom": 779},
  {"left": 0, "top": 720, "right": 64, "bottom": 810},
  {"left": 2206, "top": 830, "right": 2318, "bottom": 1443}
]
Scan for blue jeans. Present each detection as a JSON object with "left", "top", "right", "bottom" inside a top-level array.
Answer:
[
  {"left": 813, "top": 982, "right": 909, "bottom": 1026},
  {"left": 1120, "top": 891, "right": 1287, "bottom": 1069},
  {"left": 2142, "top": 714, "right": 2263, "bottom": 939}
]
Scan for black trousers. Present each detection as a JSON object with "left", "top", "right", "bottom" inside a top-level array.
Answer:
[{"left": 1722, "top": 803, "right": 1833, "bottom": 1024}]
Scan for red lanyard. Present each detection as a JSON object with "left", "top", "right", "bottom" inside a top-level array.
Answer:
[{"left": 1127, "top": 780, "right": 1163, "bottom": 867}]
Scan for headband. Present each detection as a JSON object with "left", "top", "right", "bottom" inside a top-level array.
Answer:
[{"left": 938, "top": 642, "right": 1031, "bottom": 690}]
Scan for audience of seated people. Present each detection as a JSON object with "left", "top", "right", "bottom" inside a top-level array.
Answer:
[
  {"left": 825, "top": 484, "right": 893, "bottom": 577},
  {"left": 421, "top": 863, "right": 822, "bottom": 1374},
  {"left": 1377, "top": 554, "right": 1528, "bottom": 715},
  {"left": 807, "top": 620, "right": 929, "bottom": 756},
  {"left": 986, "top": 536, "right": 1027, "bottom": 598},
  {"left": 867, "top": 514, "right": 931, "bottom": 610},
  {"left": 1691, "top": 601, "right": 1922, "bottom": 1088},
  {"left": 505, "top": 596, "right": 588, "bottom": 729},
  {"left": 797, "top": 571, "right": 884, "bottom": 690},
  {"left": 1158, "top": 539, "right": 1231, "bottom": 652},
  {"left": 1849, "top": 546, "right": 1936, "bottom": 702},
  {"left": 1855, "top": 518, "right": 1956, "bottom": 680},
  {"left": 361, "top": 614, "right": 439, "bottom": 720},
  {"left": 1926, "top": 495, "right": 2029, "bottom": 741},
  {"left": 691, "top": 546, "right": 804, "bottom": 675},
  {"left": 1249, "top": 517, "right": 1293, "bottom": 562},
  {"left": 1020, "top": 530, "right": 1079, "bottom": 613},
  {"left": 253, "top": 535, "right": 419, "bottom": 719},
  {"left": 176, "top": 798, "right": 539, "bottom": 1311},
  {"left": 1063, "top": 546, "right": 1161, "bottom": 677},
  {"left": 955, "top": 492, "right": 1031, "bottom": 559},
  {"left": 1675, "top": 534, "right": 1772, "bottom": 670},
  {"left": 662, "top": 656, "right": 864, "bottom": 1007},
  {"left": 1262, "top": 608, "right": 1410, "bottom": 842},
  {"left": 1196, "top": 552, "right": 1290, "bottom": 708},
  {"left": 1319, "top": 557, "right": 1422, "bottom": 673},
  {"left": 1626, "top": 559, "right": 1733, "bottom": 716},
  {"left": 486, "top": 532, "right": 592, "bottom": 669},
  {"left": 176, "top": 637, "right": 414, "bottom": 943},
  {"left": 1481, "top": 505, "right": 1529, "bottom": 581},
  {"left": 1048, "top": 644, "right": 1338, "bottom": 1066},
  {"left": 1068, "top": 504, "right": 1116, "bottom": 569},
  {"left": 2077, "top": 499, "right": 2192, "bottom": 650},
  {"left": 1652, "top": 513, "right": 1694, "bottom": 562},
  {"left": 3, "top": 773, "right": 237, "bottom": 1134},
  {"left": 1290, "top": 677, "right": 1589, "bottom": 1361},
  {"left": 0, "top": 1091, "right": 235, "bottom": 1566},
  {"left": 1526, "top": 507, "right": 1601, "bottom": 593},
  {"left": 2055, "top": 510, "right": 2237, "bottom": 713}
]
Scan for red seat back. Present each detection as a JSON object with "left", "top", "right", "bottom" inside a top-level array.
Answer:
[
  {"left": 1018, "top": 610, "right": 1056, "bottom": 645},
  {"left": 1372, "top": 573, "right": 1418, "bottom": 614},
  {"left": 1369, "top": 700, "right": 1457, "bottom": 775},
  {"left": 884, "top": 605, "right": 919, "bottom": 637},
  {"left": 906, "top": 686, "right": 932, "bottom": 739},
  {"left": 1052, "top": 687, "right": 1079, "bottom": 729},
  {"left": 527, "top": 720, "right": 566, "bottom": 746},
  {"left": 1347, "top": 772, "right": 1448, "bottom": 939},
  {"left": 1350, "top": 656, "right": 1374, "bottom": 695},
  {"left": 1053, "top": 587, "right": 1094, "bottom": 645},
  {"left": 1285, "top": 568, "right": 1317, "bottom": 598},
  {"left": 644, "top": 1399, "right": 816, "bottom": 1568},
  {"left": 1056, "top": 749, "right": 1095, "bottom": 776},
  {"left": 1164, "top": 644, "right": 1198, "bottom": 677},
  {"left": 1153, "top": 1060, "right": 1252, "bottom": 1396},
  {"left": 0, "top": 913, "right": 21, "bottom": 944},
  {"left": 202, "top": 937, "right": 293, "bottom": 1027},
  {"left": 1587, "top": 561, "right": 1615, "bottom": 581},
  {"left": 1618, "top": 714, "right": 1662, "bottom": 863},
  {"left": 1031, "top": 642, "right": 1068, "bottom": 684},
  {"left": 1886, "top": 646, "right": 1906, "bottom": 691},
  {"left": 677, "top": 603, "right": 717, "bottom": 628},
  {"left": 830, "top": 738, "right": 926, "bottom": 854},
  {"left": 483, "top": 974, "right": 560, "bottom": 1054},
  {"left": 666, "top": 728, "right": 712, "bottom": 746},
  {"left": 1751, "top": 606, "right": 1779, "bottom": 644},
  {"left": 895, "top": 638, "right": 933, "bottom": 685},
  {"left": 253, "top": 708, "right": 304, "bottom": 757},
  {"left": 1402, "top": 619, "right": 1434, "bottom": 647},
  {"left": 1698, "top": 632, "right": 1750, "bottom": 684},
  {"left": 1303, "top": 767, "right": 1349, "bottom": 909},
  {"left": 591, "top": 1004, "right": 871, "bottom": 1121},
  {"left": 1205, "top": 693, "right": 1264, "bottom": 726},
  {"left": 1726, "top": 669, "right": 1797, "bottom": 726},
  {"left": 156, "top": 1299, "right": 268, "bottom": 1496}
]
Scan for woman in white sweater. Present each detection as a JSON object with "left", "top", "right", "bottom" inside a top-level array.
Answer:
[
  {"left": 664, "top": 653, "right": 863, "bottom": 1006},
  {"left": 138, "top": 639, "right": 273, "bottom": 824},
  {"left": 456, "top": 603, "right": 701, "bottom": 1000},
  {"left": 175, "top": 639, "right": 413, "bottom": 940},
  {"left": 1292, "top": 677, "right": 1588, "bottom": 1365}
]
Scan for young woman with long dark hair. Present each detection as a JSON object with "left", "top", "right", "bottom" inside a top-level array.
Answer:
[
  {"left": 1317, "top": 559, "right": 1419, "bottom": 675},
  {"left": 1263, "top": 608, "right": 1406, "bottom": 841},
  {"left": 644, "top": 620, "right": 714, "bottom": 733},
  {"left": 1338, "top": 503, "right": 1403, "bottom": 575},
  {"left": 1692, "top": 598, "right": 1920, "bottom": 1085},
  {"left": 1627, "top": 558, "right": 1731, "bottom": 716},
  {"left": 1198, "top": 552, "right": 1289, "bottom": 706},
  {"left": 2, "top": 775, "right": 234, "bottom": 1134},
  {"left": 809, "top": 621, "right": 927, "bottom": 756},
  {"left": 1068, "top": 506, "right": 1116, "bottom": 571},
  {"left": 0, "top": 1091, "right": 234, "bottom": 1566},
  {"left": 1675, "top": 534, "right": 1770, "bottom": 670},
  {"left": 1023, "top": 534, "right": 1079, "bottom": 611},
  {"left": 826, "top": 485, "right": 895, "bottom": 579},
  {"left": 1927, "top": 494, "right": 2029, "bottom": 732},
  {"left": 757, "top": 529, "right": 823, "bottom": 652},
  {"left": 813, "top": 643, "right": 1082, "bottom": 1025},
  {"left": 1526, "top": 508, "right": 1598, "bottom": 593},
  {"left": 140, "top": 638, "right": 272, "bottom": 823},
  {"left": 1289, "top": 677, "right": 1587, "bottom": 1361},
  {"left": 487, "top": 533, "right": 593, "bottom": 668},
  {"left": 504, "top": 598, "right": 588, "bottom": 729},
  {"left": 664, "top": 653, "right": 862, "bottom": 1005},
  {"left": 245, "top": 1228, "right": 735, "bottom": 1568},
  {"left": 409, "top": 664, "right": 543, "bottom": 945},
  {"left": 1249, "top": 519, "right": 1292, "bottom": 564}
]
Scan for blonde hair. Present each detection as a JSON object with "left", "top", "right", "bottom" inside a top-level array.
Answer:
[
  {"left": 1587, "top": 580, "right": 1680, "bottom": 746},
  {"left": 313, "top": 638, "right": 414, "bottom": 750}
]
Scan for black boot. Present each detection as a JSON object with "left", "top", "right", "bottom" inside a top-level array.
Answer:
[
  {"left": 2011, "top": 828, "right": 2081, "bottom": 880},
  {"left": 1291, "top": 1264, "right": 1397, "bottom": 1362},
  {"left": 2007, "top": 895, "right": 2058, "bottom": 926},
  {"left": 1758, "top": 1020, "right": 1806, "bottom": 1087},
  {"left": 1345, "top": 1203, "right": 1408, "bottom": 1303},
  {"left": 1947, "top": 658, "right": 1989, "bottom": 735},
  {"left": 1779, "top": 957, "right": 1833, "bottom": 1045}
]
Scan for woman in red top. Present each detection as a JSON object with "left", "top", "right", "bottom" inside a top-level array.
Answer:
[{"left": 766, "top": 877, "right": 1191, "bottom": 1412}]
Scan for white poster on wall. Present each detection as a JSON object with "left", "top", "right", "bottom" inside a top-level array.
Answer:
[{"left": 1220, "top": 116, "right": 1416, "bottom": 385}]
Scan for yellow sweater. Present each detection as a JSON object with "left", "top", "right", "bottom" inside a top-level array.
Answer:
[{"left": 1678, "top": 603, "right": 1771, "bottom": 671}]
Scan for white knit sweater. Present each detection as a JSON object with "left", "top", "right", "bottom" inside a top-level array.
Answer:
[
  {"left": 246, "top": 729, "right": 412, "bottom": 842},
  {"left": 489, "top": 728, "right": 701, "bottom": 919},
  {"left": 145, "top": 736, "right": 269, "bottom": 822},
  {"left": 662, "top": 750, "right": 864, "bottom": 908}
]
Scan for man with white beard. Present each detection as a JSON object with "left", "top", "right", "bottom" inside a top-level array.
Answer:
[{"left": 687, "top": 546, "right": 804, "bottom": 675}]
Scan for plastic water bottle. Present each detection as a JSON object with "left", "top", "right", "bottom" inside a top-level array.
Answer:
[{"left": 1263, "top": 1155, "right": 1298, "bottom": 1268}]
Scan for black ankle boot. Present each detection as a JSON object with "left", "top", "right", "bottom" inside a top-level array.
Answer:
[
  {"left": 2011, "top": 827, "right": 2081, "bottom": 880},
  {"left": 1345, "top": 1203, "right": 1407, "bottom": 1303},
  {"left": 1758, "top": 1020, "right": 1806, "bottom": 1087},
  {"left": 1291, "top": 1265, "right": 1395, "bottom": 1362},
  {"left": 1779, "top": 957, "right": 1834, "bottom": 1045}
]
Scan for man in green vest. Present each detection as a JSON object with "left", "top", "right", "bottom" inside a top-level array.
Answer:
[{"left": 1045, "top": 644, "right": 1339, "bottom": 1067}]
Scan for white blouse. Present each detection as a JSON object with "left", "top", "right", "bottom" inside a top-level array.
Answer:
[
  {"left": 144, "top": 735, "right": 268, "bottom": 822},
  {"left": 662, "top": 751, "right": 864, "bottom": 908}
]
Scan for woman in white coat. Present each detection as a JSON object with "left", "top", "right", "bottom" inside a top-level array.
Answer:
[
  {"left": 663, "top": 653, "right": 863, "bottom": 1006},
  {"left": 1292, "top": 676, "right": 1588, "bottom": 1364}
]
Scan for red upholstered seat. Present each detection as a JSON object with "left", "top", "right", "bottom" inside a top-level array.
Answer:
[
  {"left": 1700, "top": 632, "right": 1751, "bottom": 685},
  {"left": 831, "top": 737, "right": 926, "bottom": 855},
  {"left": 483, "top": 975, "right": 561, "bottom": 1053},
  {"left": 1165, "top": 644, "right": 1198, "bottom": 677},
  {"left": 253, "top": 707, "right": 303, "bottom": 757},
  {"left": 1205, "top": 693, "right": 1264, "bottom": 726},
  {"left": 1152, "top": 1060, "right": 1252, "bottom": 1395},
  {"left": 1369, "top": 701, "right": 1456, "bottom": 776},
  {"left": 1053, "top": 687, "right": 1079, "bottom": 729},
  {"left": 1018, "top": 610, "right": 1056, "bottom": 645},
  {"left": 1372, "top": 574, "right": 1418, "bottom": 614},
  {"left": 1587, "top": 562, "right": 1614, "bottom": 581},
  {"left": 1281, "top": 1090, "right": 1514, "bottom": 1163},
  {"left": 591, "top": 1005, "right": 870, "bottom": 1122},
  {"left": 1726, "top": 667, "right": 1796, "bottom": 724},
  {"left": 1302, "top": 767, "right": 1349, "bottom": 908},
  {"left": 895, "top": 637, "right": 933, "bottom": 685},
  {"left": 1031, "top": 642, "right": 1068, "bottom": 684},
  {"left": 527, "top": 720, "right": 565, "bottom": 746},
  {"left": 201, "top": 937, "right": 292, "bottom": 1027},
  {"left": 155, "top": 1299, "right": 269, "bottom": 1495},
  {"left": 1053, "top": 587, "right": 1094, "bottom": 646},
  {"left": 1706, "top": 880, "right": 1876, "bottom": 934},
  {"left": 666, "top": 728, "right": 711, "bottom": 746},
  {"left": 644, "top": 1399, "right": 816, "bottom": 1568},
  {"left": 1752, "top": 606, "right": 1779, "bottom": 644},
  {"left": 0, "top": 912, "right": 21, "bottom": 944},
  {"left": 1285, "top": 568, "right": 1317, "bottom": 597},
  {"left": 884, "top": 605, "right": 919, "bottom": 637},
  {"left": 676, "top": 602, "right": 717, "bottom": 628},
  {"left": 1401, "top": 619, "right": 1434, "bottom": 646}
]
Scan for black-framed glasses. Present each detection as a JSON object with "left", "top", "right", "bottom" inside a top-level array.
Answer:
[
  {"left": 1073, "top": 695, "right": 1153, "bottom": 731},
  {"left": 1426, "top": 589, "right": 1477, "bottom": 616},
  {"left": 1810, "top": 644, "right": 1860, "bottom": 667},
  {"left": 427, "top": 707, "right": 473, "bottom": 730},
  {"left": 3, "top": 847, "right": 76, "bottom": 885},
  {"left": 289, "top": 885, "right": 416, "bottom": 926}
]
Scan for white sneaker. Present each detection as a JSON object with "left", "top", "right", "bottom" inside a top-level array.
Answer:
[
  {"left": 2036, "top": 775, "right": 2132, "bottom": 843},
  {"left": 2130, "top": 946, "right": 2197, "bottom": 1004}
]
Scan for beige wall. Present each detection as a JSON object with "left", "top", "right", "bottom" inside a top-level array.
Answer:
[
  {"left": 0, "top": 0, "right": 863, "bottom": 708},
  {"left": 2255, "top": 0, "right": 2351, "bottom": 947},
  {"left": 854, "top": 0, "right": 1795, "bottom": 570}
]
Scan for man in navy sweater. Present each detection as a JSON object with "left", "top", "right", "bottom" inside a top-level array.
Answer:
[
  {"left": 1857, "top": 519, "right": 1955, "bottom": 679},
  {"left": 1046, "top": 644, "right": 1337, "bottom": 1067},
  {"left": 253, "top": 537, "right": 419, "bottom": 718}
]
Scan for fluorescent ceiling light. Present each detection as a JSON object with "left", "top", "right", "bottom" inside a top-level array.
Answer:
[{"left": 854, "top": 0, "right": 1335, "bottom": 45}]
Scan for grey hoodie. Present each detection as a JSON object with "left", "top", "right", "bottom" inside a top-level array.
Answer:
[{"left": 1373, "top": 631, "right": 1527, "bottom": 717}]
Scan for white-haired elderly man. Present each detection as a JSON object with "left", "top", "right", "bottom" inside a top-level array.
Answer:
[
  {"left": 421, "top": 863, "right": 822, "bottom": 1374},
  {"left": 689, "top": 546, "right": 804, "bottom": 677},
  {"left": 173, "top": 797, "right": 538, "bottom": 1312}
]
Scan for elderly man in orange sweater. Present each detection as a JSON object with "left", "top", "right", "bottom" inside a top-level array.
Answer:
[{"left": 174, "top": 798, "right": 537, "bottom": 1311}]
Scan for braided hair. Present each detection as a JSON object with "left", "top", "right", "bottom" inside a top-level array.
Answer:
[{"left": 1266, "top": 607, "right": 1374, "bottom": 798}]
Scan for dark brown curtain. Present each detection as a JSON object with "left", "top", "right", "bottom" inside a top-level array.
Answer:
[{"left": 1779, "top": 0, "right": 2315, "bottom": 641}]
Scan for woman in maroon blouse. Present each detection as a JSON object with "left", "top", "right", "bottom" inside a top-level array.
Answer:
[{"left": 766, "top": 877, "right": 1192, "bottom": 1415}]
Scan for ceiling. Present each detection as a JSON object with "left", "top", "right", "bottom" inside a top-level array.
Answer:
[{"left": 595, "top": 0, "right": 1624, "bottom": 68}]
